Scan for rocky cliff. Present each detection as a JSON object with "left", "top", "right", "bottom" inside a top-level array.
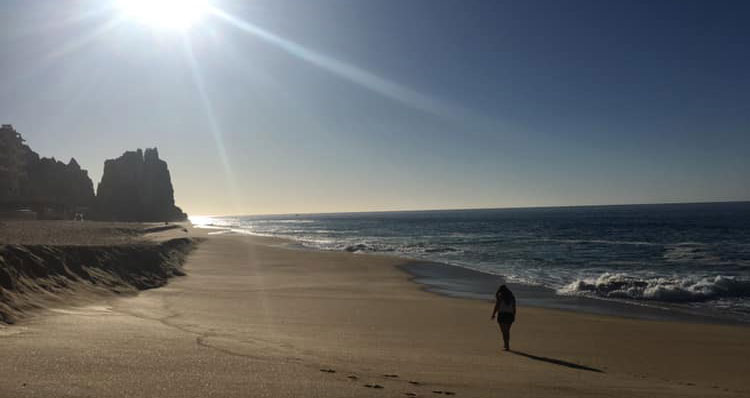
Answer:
[
  {"left": 1, "top": 125, "right": 188, "bottom": 222},
  {"left": 0, "top": 125, "right": 95, "bottom": 217},
  {"left": 24, "top": 157, "right": 96, "bottom": 210},
  {"left": 94, "top": 148, "right": 187, "bottom": 222}
]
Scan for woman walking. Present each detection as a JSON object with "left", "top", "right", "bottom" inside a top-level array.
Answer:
[{"left": 491, "top": 284, "right": 516, "bottom": 351}]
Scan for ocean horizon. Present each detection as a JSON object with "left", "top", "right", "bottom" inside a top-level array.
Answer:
[{"left": 191, "top": 200, "right": 750, "bottom": 219}]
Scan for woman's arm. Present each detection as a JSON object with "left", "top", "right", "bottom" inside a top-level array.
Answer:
[{"left": 491, "top": 301, "right": 499, "bottom": 319}]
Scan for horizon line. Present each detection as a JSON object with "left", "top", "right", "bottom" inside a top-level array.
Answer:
[{"left": 189, "top": 199, "right": 750, "bottom": 219}]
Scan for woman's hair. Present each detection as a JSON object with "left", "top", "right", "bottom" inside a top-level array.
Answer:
[{"left": 496, "top": 284, "right": 515, "bottom": 304}]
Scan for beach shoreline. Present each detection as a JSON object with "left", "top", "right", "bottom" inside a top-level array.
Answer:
[
  {"left": 1, "top": 226, "right": 748, "bottom": 397},
  {"left": 191, "top": 204, "right": 750, "bottom": 325},
  {"left": 201, "top": 225, "right": 750, "bottom": 326},
  {"left": 400, "top": 261, "right": 750, "bottom": 326}
]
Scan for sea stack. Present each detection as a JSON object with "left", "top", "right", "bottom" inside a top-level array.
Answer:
[{"left": 94, "top": 148, "right": 187, "bottom": 222}]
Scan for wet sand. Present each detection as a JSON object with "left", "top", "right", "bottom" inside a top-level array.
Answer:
[
  {"left": 403, "top": 261, "right": 750, "bottom": 324},
  {"left": 1, "top": 228, "right": 748, "bottom": 397}
]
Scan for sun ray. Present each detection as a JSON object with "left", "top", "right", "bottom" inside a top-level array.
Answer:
[
  {"left": 0, "top": 17, "right": 123, "bottom": 98},
  {"left": 10, "top": 2, "right": 115, "bottom": 41},
  {"left": 46, "top": 17, "right": 124, "bottom": 60},
  {"left": 208, "top": 7, "right": 458, "bottom": 118},
  {"left": 181, "top": 35, "right": 242, "bottom": 213}
]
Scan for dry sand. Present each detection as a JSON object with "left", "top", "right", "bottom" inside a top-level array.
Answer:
[
  {"left": 0, "top": 221, "right": 194, "bottom": 323},
  {"left": 0, "top": 220, "right": 186, "bottom": 246},
  {"left": 1, "top": 228, "right": 748, "bottom": 397}
]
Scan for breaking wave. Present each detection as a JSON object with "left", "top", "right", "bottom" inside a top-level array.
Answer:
[
  {"left": 343, "top": 242, "right": 460, "bottom": 254},
  {"left": 558, "top": 273, "right": 750, "bottom": 303}
]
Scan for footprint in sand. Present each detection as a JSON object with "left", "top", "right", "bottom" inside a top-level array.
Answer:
[
  {"left": 319, "top": 368, "right": 336, "bottom": 373},
  {"left": 404, "top": 393, "right": 417, "bottom": 397},
  {"left": 383, "top": 374, "right": 399, "bottom": 378},
  {"left": 408, "top": 381, "right": 421, "bottom": 385},
  {"left": 347, "top": 375, "right": 359, "bottom": 380},
  {"left": 364, "top": 384, "right": 384, "bottom": 389}
]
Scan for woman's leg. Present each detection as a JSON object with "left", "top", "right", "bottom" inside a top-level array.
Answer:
[{"left": 499, "top": 322, "right": 510, "bottom": 350}]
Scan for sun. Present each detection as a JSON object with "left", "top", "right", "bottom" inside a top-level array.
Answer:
[{"left": 116, "top": 0, "right": 210, "bottom": 30}]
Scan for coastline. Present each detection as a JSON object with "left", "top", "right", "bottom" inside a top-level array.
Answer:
[
  {"left": 1, "top": 227, "right": 748, "bottom": 397},
  {"left": 204, "top": 225, "right": 750, "bottom": 325},
  {"left": 400, "top": 261, "right": 750, "bottom": 326}
]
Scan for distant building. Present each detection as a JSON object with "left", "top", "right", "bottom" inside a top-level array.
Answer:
[{"left": 0, "top": 124, "right": 29, "bottom": 204}]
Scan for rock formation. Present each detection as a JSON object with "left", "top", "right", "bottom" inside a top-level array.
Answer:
[
  {"left": 24, "top": 157, "right": 96, "bottom": 210},
  {"left": 0, "top": 125, "right": 95, "bottom": 218},
  {"left": 94, "top": 148, "right": 187, "bottom": 222},
  {"left": 1, "top": 125, "right": 187, "bottom": 221}
]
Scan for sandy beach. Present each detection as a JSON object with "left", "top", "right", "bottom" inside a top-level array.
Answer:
[
  {"left": 1, "top": 227, "right": 748, "bottom": 397},
  {"left": 3, "top": 2, "right": 748, "bottom": 396}
]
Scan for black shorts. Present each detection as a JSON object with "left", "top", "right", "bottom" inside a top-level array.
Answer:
[{"left": 497, "top": 313, "right": 515, "bottom": 324}]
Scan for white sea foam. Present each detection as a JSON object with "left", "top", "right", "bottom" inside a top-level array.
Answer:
[{"left": 558, "top": 273, "right": 750, "bottom": 303}]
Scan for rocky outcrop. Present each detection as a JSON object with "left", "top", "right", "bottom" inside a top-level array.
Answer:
[
  {"left": 1, "top": 125, "right": 187, "bottom": 221},
  {"left": 24, "top": 157, "right": 96, "bottom": 210},
  {"left": 94, "top": 148, "right": 187, "bottom": 222},
  {"left": 0, "top": 125, "right": 95, "bottom": 217}
]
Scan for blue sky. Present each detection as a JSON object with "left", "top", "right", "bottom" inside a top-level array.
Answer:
[{"left": 1, "top": 0, "right": 748, "bottom": 215}]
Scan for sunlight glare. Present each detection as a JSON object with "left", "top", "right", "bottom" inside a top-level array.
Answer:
[{"left": 116, "top": 0, "right": 209, "bottom": 30}]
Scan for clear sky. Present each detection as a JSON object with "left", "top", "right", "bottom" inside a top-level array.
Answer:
[{"left": 1, "top": 0, "right": 748, "bottom": 215}]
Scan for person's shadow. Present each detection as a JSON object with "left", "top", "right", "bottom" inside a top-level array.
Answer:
[{"left": 510, "top": 350, "right": 603, "bottom": 373}]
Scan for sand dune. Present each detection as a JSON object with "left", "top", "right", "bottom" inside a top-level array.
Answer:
[{"left": 0, "top": 221, "right": 195, "bottom": 323}]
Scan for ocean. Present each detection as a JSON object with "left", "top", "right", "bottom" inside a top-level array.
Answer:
[{"left": 191, "top": 202, "right": 750, "bottom": 323}]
